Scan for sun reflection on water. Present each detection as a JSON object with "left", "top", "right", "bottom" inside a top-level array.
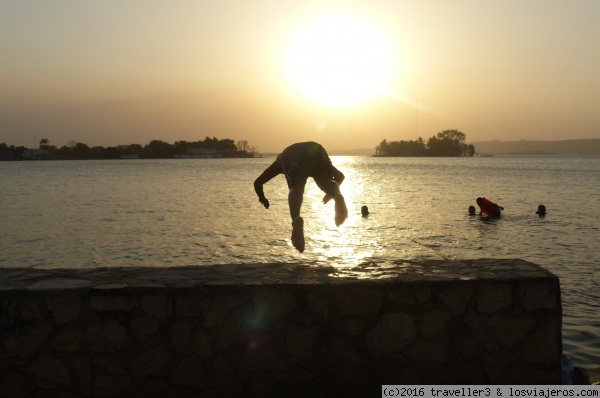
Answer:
[{"left": 300, "top": 156, "right": 389, "bottom": 269}]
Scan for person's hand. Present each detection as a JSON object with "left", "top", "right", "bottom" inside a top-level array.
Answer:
[
  {"left": 259, "top": 197, "right": 270, "bottom": 209},
  {"left": 322, "top": 194, "right": 332, "bottom": 204}
]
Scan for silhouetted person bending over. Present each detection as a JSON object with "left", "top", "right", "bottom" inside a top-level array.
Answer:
[{"left": 254, "top": 142, "right": 348, "bottom": 253}]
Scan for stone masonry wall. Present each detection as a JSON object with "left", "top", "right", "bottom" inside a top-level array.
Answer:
[{"left": 0, "top": 259, "right": 561, "bottom": 397}]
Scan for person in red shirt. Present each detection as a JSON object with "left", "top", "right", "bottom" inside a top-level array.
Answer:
[
  {"left": 254, "top": 142, "right": 348, "bottom": 253},
  {"left": 476, "top": 197, "right": 504, "bottom": 218}
]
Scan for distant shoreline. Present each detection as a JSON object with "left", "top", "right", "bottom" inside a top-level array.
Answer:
[
  {"left": 469, "top": 138, "right": 600, "bottom": 156},
  {"left": 5, "top": 153, "right": 600, "bottom": 162},
  {"left": 4, "top": 138, "right": 600, "bottom": 160}
]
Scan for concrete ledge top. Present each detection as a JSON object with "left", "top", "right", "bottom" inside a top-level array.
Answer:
[{"left": 0, "top": 259, "right": 556, "bottom": 293}]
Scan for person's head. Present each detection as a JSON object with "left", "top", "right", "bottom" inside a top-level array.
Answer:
[
  {"left": 476, "top": 197, "right": 483, "bottom": 206},
  {"left": 536, "top": 204, "right": 546, "bottom": 216},
  {"left": 361, "top": 205, "right": 369, "bottom": 217},
  {"left": 468, "top": 205, "right": 476, "bottom": 215}
]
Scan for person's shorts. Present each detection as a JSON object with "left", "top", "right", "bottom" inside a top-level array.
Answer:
[
  {"left": 488, "top": 209, "right": 501, "bottom": 218},
  {"left": 279, "top": 142, "right": 333, "bottom": 188}
]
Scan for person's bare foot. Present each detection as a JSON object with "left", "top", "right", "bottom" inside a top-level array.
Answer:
[
  {"left": 334, "top": 194, "right": 348, "bottom": 226},
  {"left": 291, "top": 216, "right": 305, "bottom": 253}
]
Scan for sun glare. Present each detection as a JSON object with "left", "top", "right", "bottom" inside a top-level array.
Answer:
[{"left": 285, "top": 15, "right": 392, "bottom": 107}]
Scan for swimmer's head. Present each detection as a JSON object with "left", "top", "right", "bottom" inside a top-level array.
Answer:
[
  {"left": 468, "top": 205, "right": 476, "bottom": 215},
  {"left": 361, "top": 205, "right": 369, "bottom": 217},
  {"left": 536, "top": 204, "right": 547, "bottom": 216}
]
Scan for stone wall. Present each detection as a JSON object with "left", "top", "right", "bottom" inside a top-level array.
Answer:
[{"left": 0, "top": 259, "right": 562, "bottom": 397}]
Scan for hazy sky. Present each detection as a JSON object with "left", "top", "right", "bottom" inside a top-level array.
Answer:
[{"left": 2, "top": 1, "right": 599, "bottom": 152}]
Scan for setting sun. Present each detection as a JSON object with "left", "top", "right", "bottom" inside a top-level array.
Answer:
[{"left": 285, "top": 15, "right": 393, "bottom": 107}]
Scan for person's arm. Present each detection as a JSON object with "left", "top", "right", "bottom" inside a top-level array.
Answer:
[
  {"left": 332, "top": 166, "right": 345, "bottom": 185},
  {"left": 322, "top": 166, "right": 345, "bottom": 204},
  {"left": 254, "top": 160, "right": 282, "bottom": 209}
]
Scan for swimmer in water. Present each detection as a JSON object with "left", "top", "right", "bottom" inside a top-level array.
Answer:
[
  {"left": 476, "top": 197, "right": 504, "bottom": 219},
  {"left": 536, "top": 204, "right": 547, "bottom": 217},
  {"left": 361, "top": 205, "right": 369, "bottom": 217},
  {"left": 254, "top": 142, "right": 348, "bottom": 253}
]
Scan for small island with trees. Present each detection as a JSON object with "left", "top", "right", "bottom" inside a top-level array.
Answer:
[{"left": 375, "top": 129, "right": 475, "bottom": 157}]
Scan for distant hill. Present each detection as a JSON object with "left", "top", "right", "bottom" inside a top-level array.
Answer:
[
  {"left": 469, "top": 139, "right": 600, "bottom": 156},
  {"left": 263, "top": 139, "right": 600, "bottom": 158},
  {"left": 261, "top": 148, "right": 375, "bottom": 157},
  {"left": 329, "top": 148, "right": 374, "bottom": 156}
]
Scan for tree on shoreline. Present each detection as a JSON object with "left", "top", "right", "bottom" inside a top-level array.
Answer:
[{"left": 375, "top": 129, "right": 475, "bottom": 157}]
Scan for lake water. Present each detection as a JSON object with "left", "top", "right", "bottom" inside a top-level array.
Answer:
[{"left": 1, "top": 156, "right": 599, "bottom": 370}]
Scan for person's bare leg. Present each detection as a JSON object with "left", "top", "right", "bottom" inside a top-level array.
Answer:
[
  {"left": 333, "top": 193, "right": 348, "bottom": 226},
  {"left": 291, "top": 216, "right": 304, "bottom": 253},
  {"left": 315, "top": 177, "right": 347, "bottom": 226},
  {"left": 288, "top": 184, "right": 305, "bottom": 252}
]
